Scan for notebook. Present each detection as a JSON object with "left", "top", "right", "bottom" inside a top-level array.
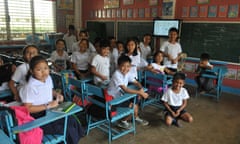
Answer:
[{"left": 51, "top": 102, "right": 76, "bottom": 113}]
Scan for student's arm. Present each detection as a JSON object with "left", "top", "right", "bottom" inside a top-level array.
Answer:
[
  {"left": 90, "top": 65, "right": 107, "bottom": 81},
  {"left": 23, "top": 101, "right": 59, "bottom": 113},
  {"left": 146, "top": 64, "right": 159, "bottom": 74},
  {"left": 199, "top": 62, "right": 213, "bottom": 69},
  {"left": 8, "top": 80, "right": 20, "bottom": 101},
  {"left": 176, "top": 99, "right": 187, "bottom": 116},
  {"left": 119, "top": 82, "right": 148, "bottom": 99},
  {"left": 52, "top": 90, "right": 64, "bottom": 102},
  {"left": 72, "top": 62, "right": 84, "bottom": 78},
  {"left": 164, "top": 67, "right": 175, "bottom": 75}
]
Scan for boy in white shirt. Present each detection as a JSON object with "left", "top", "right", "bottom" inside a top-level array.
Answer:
[
  {"left": 107, "top": 55, "right": 149, "bottom": 129},
  {"left": 161, "top": 72, "right": 193, "bottom": 127},
  {"left": 139, "top": 33, "right": 152, "bottom": 60},
  {"left": 91, "top": 39, "right": 110, "bottom": 85}
]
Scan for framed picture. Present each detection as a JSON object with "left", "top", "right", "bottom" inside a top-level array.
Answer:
[
  {"left": 197, "top": 0, "right": 209, "bottom": 4},
  {"left": 228, "top": 4, "right": 239, "bottom": 18},
  {"left": 121, "top": 9, "right": 126, "bottom": 18},
  {"left": 138, "top": 8, "right": 145, "bottom": 18},
  {"left": 162, "top": 0, "right": 176, "bottom": 19},
  {"left": 102, "top": 9, "right": 106, "bottom": 18},
  {"left": 225, "top": 68, "right": 237, "bottom": 80},
  {"left": 149, "top": 0, "right": 158, "bottom": 6},
  {"left": 107, "top": 9, "right": 112, "bottom": 18},
  {"left": 133, "top": 8, "right": 138, "bottom": 18},
  {"left": 199, "top": 6, "right": 208, "bottom": 17},
  {"left": 145, "top": 8, "right": 150, "bottom": 18},
  {"left": 104, "top": 0, "right": 120, "bottom": 9},
  {"left": 190, "top": 6, "right": 198, "bottom": 17},
  {"left": 112, "top": 9, "right": 116, "bottom": 18},
  {"left": 98, "top": 9, "right": 102, "bottom": 18},
  {"left": 208, "top": 5, "right": 217, "bottom": 17},
  {"left": 116, "top": 9, "right": 121, "bottom": 18},
  {"left": 151, "top": 7, "right": 158, "bottom": 17},
  {"left": 182, "top": 7, "right": 189, "bottom": 17},
  {"left": 127, "top": 9, "right": 133, "bottom": 18},
  {"left": 218, "top": 5, "right": 228, "bottom": 17},
  {"left": 57, "top": 0, "right": 74, "bottom": 10},
  {"left": 123, "top": 0, "right": 134, "bottom": 5}
]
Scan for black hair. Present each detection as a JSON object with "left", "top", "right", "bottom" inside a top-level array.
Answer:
[
  {"left": 200, "top": 53, "right": 210, "bottom": 61},
  {"left": 108, "top": 36, "right": 116, "bottom": 41},
  {"left": 168, "top": 27, "right": 179, "bottom": 34},
  {"left": 153, "top": 51, "right": 164, "bottom": 65},
  {"left": 117, "top": 55, "right": 132, "bottom": 66},
  {"left": 116, "top": 41, "right": 124, "bottom": 45},
  {"left": 55, "top": 38, "right": 66, "bottom": 46},
  {"left": 143, "top": 33, "right": 152, "bottom": 38},
  {"left": 79, "top": 38, "right": 89, "bottom": 48},
  {"left": 125, "top": 38, "right": 138, "bottom": 56},
  {"left": 99, "top": 39, "right": 110, "bottom": 48},
  {"left": 22, "top": 45, "right": 39, "bottom": 62},
  {"left": 68, "top": 25, "right": 75, "bottom": 30},
  {"left": 173, "top": 72, "right": 186, "bottom": 82},
  {"left": 79, "top": 30, "right": 88, "bottom": 37},
  {"left": 26, "top": 55, "right": 48, "bottom": 81}
]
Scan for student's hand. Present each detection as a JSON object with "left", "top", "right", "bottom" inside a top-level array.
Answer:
[
  {"left": 100, "top": 75, "right": 108, "bottom": 81},
  {"left": 48, "top": 100, "right": 59, "bottom": 109},
  {"left": 140, "top": 91, "right": 149, "bottom": 99},
  {"left": 56, "top": 94, "right": 64, "bottom": 103},
  {"left": 14, "top": 94, "right": 21, "bottom": 102},
  {"left": 171, "top": 58, "right": 178, "bottom": 64},
  {"left": 171, "top": 111, "right": 178, "bottom": 118},
  {"left": 175, "top": 110, "right": 181, "bottom": 117}
]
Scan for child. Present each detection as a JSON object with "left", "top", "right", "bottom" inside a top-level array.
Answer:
[
  {"left": 112, "top": 41, "right": 125, "bottom": 73},
  {"left": 63, "top": 24, "right": 77, "bottom": 54},
  {"left": 72, "top": 30, "right": 95, "bottom": 53},
  {"left": 147, "top": 51, "right": 174, "bottom": 75},
  {"left": 161, "top": 72, "right": 193, "bottom": 127},
  {"left": 71, "top": 39, "right": 91, "bottom": 79},
  {"left": 124, "top": 38, "right": 141, "bottom": 80},
  {"left": 160, "top": 27, "right": 182, "bottom": 73},
  {"left": 195, "top": 53, "right": 214, "bottom": 93},
  {"left": 8, "top": 45, "right": 39, "bottom": 101},
  {"left": 19, "top": 55, "right": 84, "bottom": 144},
  {"left": 91, "top": 39, "right": 110, "bottom": 85},
  {"left": 50, "top": 39, "right": 69, "bottom": 72},
  {"left": 107, "top": 55, "right": 149, "bottom": 129},
  {"left": 139, "top": 33, "right": 152, "bottom": 60}
]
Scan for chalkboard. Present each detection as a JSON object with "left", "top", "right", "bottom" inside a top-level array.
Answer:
[
  {"left": 117, "top": 22, "right": 153, "bottom": 42},
  {"left": 86, "top": 21, "right": 115, "bottom": 42},
  {"left": 180, "top": 23, "right": 240, "bottom": 63}
]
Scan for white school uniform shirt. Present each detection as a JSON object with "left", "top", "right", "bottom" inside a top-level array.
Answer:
[
  {"left": 50, "top": 50, "right": 69, "bottom": 69},
  {"left": 151, "top": 63, "right": 166, "bottom": 73},
  {"left": 128, "top": 52, "right": 141, "bottom": 79},
  {"left": 71, "top": 51, "right": 90, "bottom": 70},
  {"left": 160, "top": 41, "right": 182, "bottom": 69},
  {"left": 72, "top": 41, "right": 96, "bottom": 53},
  {"left": 107, "top": 70, "right": 135, "bottom": 98},
  {"left": 91, "top": 54, "right": 110, "bottom": 85},
  {"left": 11, "top": 62, "right": 29, "bottom": 89},
  {"left": 139, "top": 42, "right": 151, "bottom": 60},
  {"left": 63, "top": 34, "right": 77, "bottom": 53},
  {"left": 161, "top": 87, "right": 189, "bottom": 107},
  {"left": 20, "top": 76, "right": 53, "bottom": 105}
]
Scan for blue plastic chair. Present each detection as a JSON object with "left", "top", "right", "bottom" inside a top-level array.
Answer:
[
  {"left": 141, "top": 70, "right": 173, "bottom": 109},
  {"left": 0, "top": 90, "right": 12, "bottom": 99},
  {"left": 196, "top": 66, "right": 227, "bottom": 101},
  {"left": 84, "top": 84, "right": 137, "bottom": 144}
]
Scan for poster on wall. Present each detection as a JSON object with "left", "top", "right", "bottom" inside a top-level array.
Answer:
[
  {"left": 199, "top": 6, "right": 207, "bottom": 17},
  {"left": 139, "top": 8, "right": 145, "bottom": 18},
  {"left": 197, "top": 0, "right": 209, "bottom": 4},
  {"left": 208, "top": 5, "right": 217, "bottom": 17},
  {"left": 57, "top": 0, "right": 74, "bottom": 10},
  {"left": 218, "top": 5, "right": 228, "bottom": 17},
  {"left": 149, "top": 0, "right": 158, "bottom": 6},
  {"left": 104, "top": 0, "right": 120, "bottom": 9},
  {"left": 151, "top": 7, "right": 158, "bottom": 17},
  {"left": 123, "top": 0, "right": 134, "bottom": 5},
  {"left": 127, "top": 9, "right": 133, "bottom": 18},
  {"left": 181, "top": 7, "right": 189, "bottom": 17},
  {"left": 228, "top": 4, "right": 239, "bottom": 18},
  {"left": 65, "top": 15, "right": 74, "bottom": 28},
  {"left": 190, "top": 6, "right": 198, "bottom": 17},
  {"left": 162, "top": 0, "right": 176, "bottom": 19}
]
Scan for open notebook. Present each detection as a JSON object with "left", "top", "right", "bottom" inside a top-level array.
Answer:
[{"left": 51, "top": 102, "right": 76, "bottom": 113}]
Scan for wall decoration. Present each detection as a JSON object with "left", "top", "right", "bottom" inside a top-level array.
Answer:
[
  {"left": 127, "top": 9, "right": 133, "bottom": 18},
  {"left": 139, "top": 8, "right": 145, "bottom": 18},
  {"left": 228, "top": 4, "right": 239, "bottom": 18},
  {"left": 208, "top": 5, "right": 217, "bottom": 17},
  {"left": 90, "top": 10, "right": 94, "bottom": 18},
  {"left": 237, "top": 69, "right": 240, "bottom": 80},
  {"left": 123, "top": 0, "right": 134, "bottom": 5},
  {"left": 145, "top": 8, "right": 150, "bottom": 18},
  {"left": 218, "top": 5, "right": 228, "bottom": 17},
  {"left": 190, "top": 6, "right": 198, "bottom": 17},
  {"left": 107, "top": 9, "right": 112, "bottom": 18},
  {"left": 116, "top": 9, "right": 121, "bottom": 18},
  {"left": 102, "top": 9, "right": 106, "bottom": 18},
  {"left": 104, "top": 0, "right": 120, "bottom": 9},
  {"left": 98, "top": 9, "right": 102, "bottom": 18},
  {"left": 57, "top": 0, "right": 74, "bottom": 10},
  {"left": 199, "top": 6, "right": 207, "bottom": 17},
  {"left": 197, "top": 0, "right": 209, "bottom": 4},
  {"left": 151, "top": 7, "right": 158, "bottom": 17},
  {"left": 149, "top": 0, "right": 158, "bottom": 6},
  {"left": 121, "top": 9, "right": 126, "bottom": 18},
  {"left": 225, "top": 68, "right": 237, "bottom": 80},
  {"left": 133, "top": 8, "right": 138, "bottom": 18},
  {"left": 181, "top": 7, "right": 189, "bottom": 17},
  {"left": 162, "top": 0, "right": 176, "bottom": 19},
  {"left": 112, "top": 9, "right": 116, "bottom": 18},
  {"left": 65, "top": 15, "right": 74, "bottom": 28},
  {"left": 95, "top": 10, "right": 98, "bottom": 18}
]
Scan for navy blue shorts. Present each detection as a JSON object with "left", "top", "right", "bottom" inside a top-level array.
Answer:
[{"left": 164, "top": 105, "right": 187, "bottom": 118}]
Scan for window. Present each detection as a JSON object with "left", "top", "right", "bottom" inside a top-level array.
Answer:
[{"left": 0, "top": 0, "right": 56, "bottom": 41}]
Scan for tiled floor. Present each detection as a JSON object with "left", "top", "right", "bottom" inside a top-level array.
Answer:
[{"left": 79, "top": 87, "right": 240, "bottom": 144}]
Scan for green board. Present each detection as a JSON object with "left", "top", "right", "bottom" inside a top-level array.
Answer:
[
  {"left": 180, "top": 23, "right": 240, "bottom": 63},
  {"left": 117, "top": 22, "right": 153, "bottom": 42}
]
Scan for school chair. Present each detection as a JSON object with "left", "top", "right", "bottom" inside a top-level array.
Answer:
[
  {"left": 196, "top": 66, "right": 227, "bottom": 101},
  {"left": 141, "top": 70, "right": 173, "bottom": 110},
  {"left": 0, "top": 90, "right": 12, "bottom": 99},
  {"left": 84, "top": 83, "right": 137, "bottom": 144},
  {"left": 0, "top": 129, "right": 14, "bottom": 144}
]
